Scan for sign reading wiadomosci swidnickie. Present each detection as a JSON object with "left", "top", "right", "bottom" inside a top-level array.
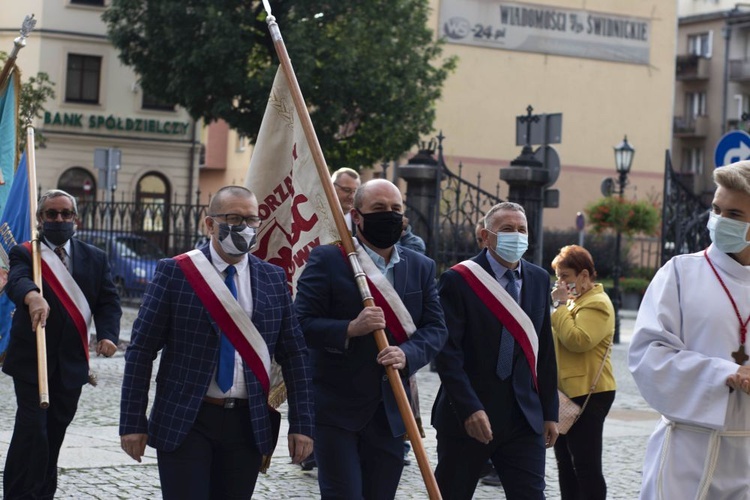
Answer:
[
  {"left": 439, "top": 0, "right": 650, "bottom": 65},
  {"left": 43, "top": 111, "right": 191, "bottom": 137}
]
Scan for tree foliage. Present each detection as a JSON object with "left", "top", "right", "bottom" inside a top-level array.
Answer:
[{"left": 104, "top": 0, "right": 457, "bottom": 168}]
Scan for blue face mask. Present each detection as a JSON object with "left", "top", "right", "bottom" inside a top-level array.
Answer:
[
  {"left": 490, "top": 231, "right": 529, "bottom": 263},
  {"left": 707, "top": 212, "right": 750, "bottom": 254}
]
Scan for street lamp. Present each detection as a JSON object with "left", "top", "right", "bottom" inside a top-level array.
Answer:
[{"left": 612, "top": 135, "right": 635, "bottom": 344}]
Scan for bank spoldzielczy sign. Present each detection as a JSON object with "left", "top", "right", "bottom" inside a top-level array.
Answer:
[{"left": 44, "top": 111, "right": 190, "bottom": 137}]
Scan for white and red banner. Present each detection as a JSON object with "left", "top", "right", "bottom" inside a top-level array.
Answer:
[
  {"left": 175, "top": 249, "right": 271, "bottom": 393},
  {"left": 452, "top": 260, "right": 539, "bottom": 388},
  {"left": 345, "top": 243, "right": 416, "bottom": 345},
  {"left": 23, "top": 242, "right": 92, "bottom": 362},
  {"left": 246, "top": 67, "right": 338, "bottom": 294}
]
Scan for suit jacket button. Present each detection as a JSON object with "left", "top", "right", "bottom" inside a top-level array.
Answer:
[{"left": 382, "top": 375, "right": 388, "bottom": 381}]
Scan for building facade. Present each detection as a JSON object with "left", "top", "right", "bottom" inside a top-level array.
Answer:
[
  {"left": 673, "top": 2, "right": 750, "bottom": 203},
  {"left": 423, "top": 0, "right": 676, "bottom": 231},
  {"left": 2, "top": 0, "right": 678, "bottom": 240},
  {"left": 1, "top": 0, "right": 200, "bottom": 211}
]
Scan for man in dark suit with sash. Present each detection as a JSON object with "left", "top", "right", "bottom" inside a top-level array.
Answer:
[
  {"left": 3, "top": 189, "right": 121, "bottom": 499},
  {"left": 432, "top": 202, "right": 559, "bottom": 499},
  {"left": 294, "top": 179, "right": 447, "bottom": 500},
  {"left": 119, "top": 185, "right": 313, "bottom": 499}
]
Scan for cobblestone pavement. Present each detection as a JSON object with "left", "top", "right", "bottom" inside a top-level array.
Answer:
[{"left": 0, "top": 309, "right": 656, "bottom": 499}]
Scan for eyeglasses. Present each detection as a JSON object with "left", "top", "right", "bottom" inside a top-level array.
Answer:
[
  {"left": 43, "top": 209, "right": 76, "bottom": 221},
  {"left": 334, "top": 183, "right": 357, "bottom": 196},
  {"left": 211, "top": 213, "right": 263, "bottom": 228}
]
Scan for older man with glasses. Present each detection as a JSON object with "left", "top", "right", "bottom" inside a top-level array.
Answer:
[
  {"left": 331, "top": 167, "right": 361, "bottom": 233},
  {"left": 120, "top": 185, "right": 314, "bottom": 499},
  {"left": 3, "top": 189, "right": 121, "bottom": 499}
]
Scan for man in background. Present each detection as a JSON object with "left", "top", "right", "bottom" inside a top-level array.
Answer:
[{"left": 331, "top": 167, "right": 360, "bottom": 232}]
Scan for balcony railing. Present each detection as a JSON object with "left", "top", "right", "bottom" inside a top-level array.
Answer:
[
  {"left": 676, "top": 54, "right": 710, "bottom": 81},
  {"left": 729, "top": 59, "right": 750, "bottom": 82},
  {"left": 673, "top": 115, "right": 708, "bottom": 137}
]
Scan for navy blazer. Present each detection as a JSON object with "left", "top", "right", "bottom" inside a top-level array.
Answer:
[
  {"left": 294, "top": 243, "right": 448, "bottom": 437},
  {"left": 3, "top": 239, "right": 121, "bottom": 389},
  {"left": 119, "top": 246, "right": 314, "bottom": 454},
  {"left": 432, "top": 250, "right": 558, "bottom": 436}
]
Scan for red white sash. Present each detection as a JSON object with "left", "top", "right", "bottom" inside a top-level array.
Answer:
[
  {"left": 452, "top": 260, "right": 539, "bottom": 388},
  {"left": 22, "top": 242, "right": 92, "bottom": 361},
  {"left": 342, "top": 243, "right": 416, "bottom": 344},
  {"left": 174, "top": 250, "right": 272, "bottom": 394}
]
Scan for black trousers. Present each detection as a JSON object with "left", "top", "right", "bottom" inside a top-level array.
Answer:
[
  {"left": 156, "top": 403, "right": 261, "bottom": 500},
  {"left": 435, "top": 403, "right": 546, "bottom": 500},
  {"left": 553, "top": 390, "right": 616, "bottom": 500},
  {"left": 3, "top": 377, "right": 82, "bottom": 500},
  {"left": 315, "top": 403, "right": 405, "bottom": 500}
]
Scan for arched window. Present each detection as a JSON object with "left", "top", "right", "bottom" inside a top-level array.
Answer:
[
  {"left": 58, "top": 167, "right": 96, "bottom": 203},
  {"left": 136, "top": 173, "right": 170, "bottom": 250}
]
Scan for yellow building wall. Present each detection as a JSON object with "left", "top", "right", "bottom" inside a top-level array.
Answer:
[{"left": 420, "top": 0, "right": 676, "bottom": 231}]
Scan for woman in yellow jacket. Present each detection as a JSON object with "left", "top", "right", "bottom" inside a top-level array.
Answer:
[{"left": 550, "top": 245, "right": 616, "bottom": 500}]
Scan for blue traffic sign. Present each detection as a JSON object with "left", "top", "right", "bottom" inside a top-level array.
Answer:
[{"left": 715, "top": 130, "right": 750, "bottom": 168}]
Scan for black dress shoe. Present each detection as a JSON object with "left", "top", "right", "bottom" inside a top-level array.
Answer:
[{"left": 300, "top": 456, "right": 316, "bottom": 471}]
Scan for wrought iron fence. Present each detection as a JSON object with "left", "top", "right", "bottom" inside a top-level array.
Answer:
[
  {"left": 76, "top": 198, "right": 209, "bottom": 299},
  {"left": 660, "top": 151, "right": 710, "bottom": 265},
  {"left": 393, "top": 137, "right": 503, "bottom": 274},
  {"left": 434, "top": 161, "right": 503, "bottom": 273}
]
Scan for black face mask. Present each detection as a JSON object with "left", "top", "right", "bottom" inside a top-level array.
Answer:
[
  {"left": 357, "top": 210, "right": 404, "bottom": 249},
  {"left": 43, "top": 221, "right": 76, "bottom": 247}
]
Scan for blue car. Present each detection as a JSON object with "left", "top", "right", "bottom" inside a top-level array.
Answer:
[{"left": 76, "top": 230, "right": 166, "bottom": 298}]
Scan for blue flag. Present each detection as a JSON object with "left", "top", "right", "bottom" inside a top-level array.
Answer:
[
  {"left": 0, "top": 152, "right": 30, "bottom": 358},
  {"left": 0, "top": 72, "right": 19, "bottom": 212}
]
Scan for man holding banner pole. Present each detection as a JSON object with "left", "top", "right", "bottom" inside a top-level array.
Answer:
[
  {"left": 120, "top": 185, "right": 314, "bottom": 499},
  {"left": 3, "top": 189, "right": 121, "bottom": 499},
  {"left": 295, "top": 178, "right": 448, "bottom": 499}
]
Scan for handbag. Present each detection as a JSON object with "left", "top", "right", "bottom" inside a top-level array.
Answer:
[{"left": 557, "top": 339, "right": 612, "bottom": 435}]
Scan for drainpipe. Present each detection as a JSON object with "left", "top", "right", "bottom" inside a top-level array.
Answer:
[
  {"left": 722, "top": 22, "right": 732, "bottom": 135},
  {"left": 187, "top": 118, "right": 198, "bottom": 204}
]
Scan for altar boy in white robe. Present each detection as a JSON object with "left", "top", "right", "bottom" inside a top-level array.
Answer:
[{"left": 629, "top": 160, "right": 750, "bottom": 500}]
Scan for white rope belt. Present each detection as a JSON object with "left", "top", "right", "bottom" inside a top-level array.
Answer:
[{"left": 657, "top": 416, "right": 750, "bottom": 500}]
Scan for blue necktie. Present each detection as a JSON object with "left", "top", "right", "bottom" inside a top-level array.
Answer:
[
  {"left": 496, "top": 268, "right": 519, "bottom": 380},
  {"left": 216, "top": 265, "right": 238, "bottom": 392}
]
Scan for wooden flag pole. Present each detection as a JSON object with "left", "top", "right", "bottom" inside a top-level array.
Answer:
[
  {"left": 262, "top": 5, "right": 442, "bottom": 499},
  {"left": 26, "top": 126, "right": 49, "bottom": 408}
]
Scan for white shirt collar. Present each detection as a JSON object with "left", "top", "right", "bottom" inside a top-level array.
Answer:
[{"left": 208, "top": 241, "right": 249, "bottom": 276}]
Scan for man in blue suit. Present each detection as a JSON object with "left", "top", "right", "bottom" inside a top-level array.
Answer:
[
  {"left": 3, "top": 189, "right": 121, "bottom": 499},
  {"left": 295, "top": 179, "right": 447, "bottom": 499},
  {"left": 120, "top": 186, "right": 314, "bottom": 499},
  {"left": 432, "top": 202, "right": 559, "bottom": 500}
]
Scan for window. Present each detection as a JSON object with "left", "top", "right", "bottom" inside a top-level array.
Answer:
[
  {"left": 70, "top": 0, "right": 105, "bottom": 5},
  {"left": 142, "top": 91, "right": 175, "bottom": 111},
  {"left": 688, "top": 32, "right": 712, "bottom": 57},
  {"left": 685, "top": 92, "right": 707, "bottom": 118},
  {"left": 65, "top": 54, "right": 101, "bottom": 104},
  {"left": 58, "top": 167, "right": 96, "bottom": 203},
  {"left": 682, "top": 147, "right": 704, "bottom": 175},
  {"left": 136, "top": 172, "right": 170, "bottom": 233}
]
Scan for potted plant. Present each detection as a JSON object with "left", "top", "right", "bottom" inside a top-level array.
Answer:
[
  {"left": 585, "top": 196, "right": 660, "bottom": 310},
  {"left": 585, "top": 196, "right": 660, "bottom": 237},
  {"left": 619, "top": 277, "right": 650, "bottom": 310}
]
